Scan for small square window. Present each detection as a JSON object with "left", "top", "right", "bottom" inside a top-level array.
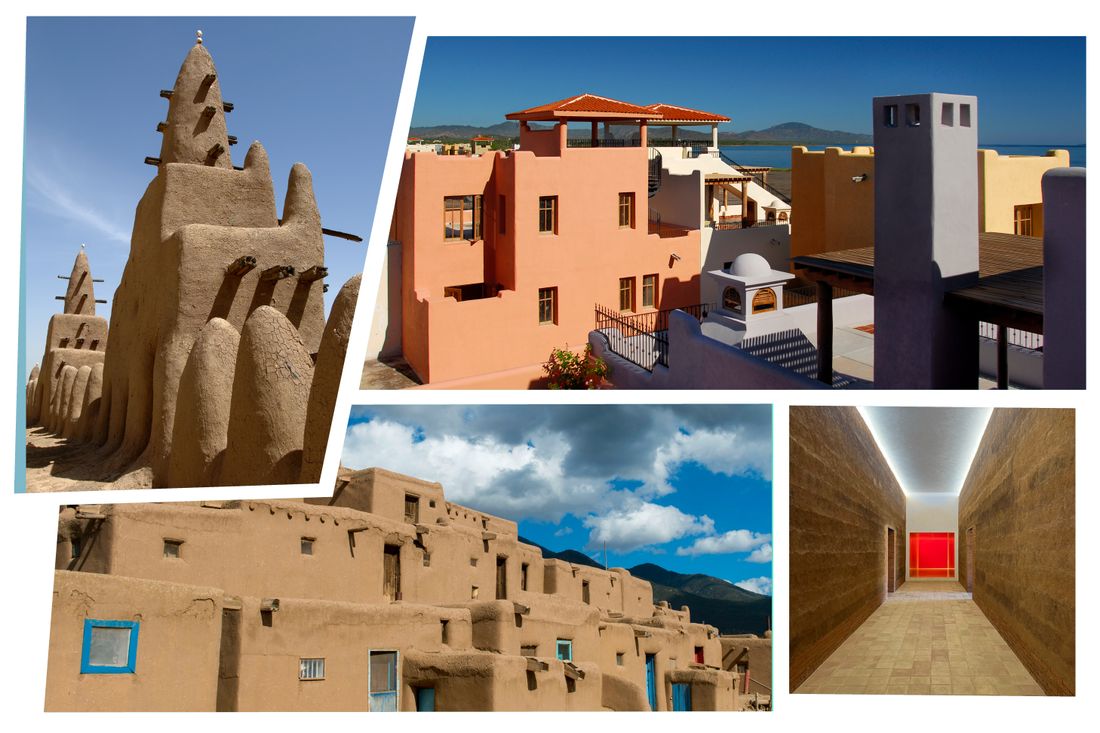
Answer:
[
  {"left": 470, "top": 557, "right": 478, "bottom": 567},
  {"left": 556, "top": 639, "right": 573, "bottom": 662},
  {"left": 301, "top": 537, "right": 314, "bottom": 555},
  {"left": 616, "top": 652, "right": 625, "bottom": 666},
  {"left": 941, "top": 102, "right": 954, "bottom": 127},
  {"left": 81, "top": 619, "right": 139, "bottom": 674},
  {"left": 163, "top": 539, "right": 183, "bottom": 559},
  {"left": 960, "top": 104, "right": 972, "bottom": 127},
  {"left": 521, "top": 644, "right": 538, "bottom": 657},
  {"left": 299, "top": 657, "right": 325, "bottom": 680},
  {"left": 906, "top": 103, "right": 921, "bottom": 127},
  {"left": 883, "top": 104, "right": 898, "bottom": 128},
  {"left": 471, "top": 586, "right": 480, "bottom": 600}
]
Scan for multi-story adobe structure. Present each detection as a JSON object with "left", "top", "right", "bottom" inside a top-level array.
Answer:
[
  {"left": 374, "top": 94, "right": 790, "bottom": 388},
  {"left": 46, "top": 468, "right": 767, "bottom": 711},
  {"left": 790, "top": 145, "right": 1071, "bottom": 260}
]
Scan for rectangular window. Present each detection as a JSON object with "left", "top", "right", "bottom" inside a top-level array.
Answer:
[
  {"left": 906, "top": 103, "right": 921, "bottom": 127},
  {"left": 538, "top": 287, "right": 558, "bottom": 325},
  {"left": 582, "top": 580, "right": 591, "bottom": 604},
  {"left": 521, "top": 644, "right": 538, "bottom": 657},
  {"left": 301, "top": 537, "right": 315, "bottom": 556},
  {"left": 883, "top": 104, "right": 898, "bottom": 128},
  {"left": 1014, "top": 204, "right": 1035, "bottom": 236},
  {"left": 71, "top": 536, "right": 82, "bottom": 559},
  {"left": 520, "top": 563, "right": 529, "bottom": 591},
  {"left": 81, "top": 619, "right": 139, "bottom": 674},
  {"left": 443, "top": 195, "right": 483, "bottom": 241},
  {"left": 498, "top": 194, "right": 506, "bottom": 235},
  {"left": 539, "top": 196, "right": 558, "bottom": 234},
  {"left": 619, "top": 277, "right": 636, "bottom": 313},
  {"left": 642, "top": 274, "right": 657, "bottom": 309},
  {"left": 618, "top": 192, "right": 635, "bottom": 228},
  {"left": 616, "top": 652, "right": 625, "bottom": 666},
  {"left": 941, "top": 102, "right": 954, "bottom": 126},
  {"left": 163, "top": 539, "right": 182, "bottom": 559},
  {"left": 555, "top": 639, "right": 573, "bottom": 662},
  {"left": 299, "top": 657, "right": 325, "bottom": 680},
  {"left": 404, "top": 494, "right": 420, "bottom": 524},
  {"left": 694, "top": 646, "right": 705, "bottom": 664},
  {"left": 960, "top": 104, "right": 972, "bottom": 127}
]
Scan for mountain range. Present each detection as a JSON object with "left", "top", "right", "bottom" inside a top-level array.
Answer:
[
  {"left": 521, "top": 537, "right": 772, "bottom": 636},
  {"left": 409, "top": 121, "right": 871, "bottom": 145}
]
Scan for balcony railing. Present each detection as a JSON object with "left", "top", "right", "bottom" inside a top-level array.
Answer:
[
  {"left": 978, "top": 322, "right": 1043, "bottom": 351},
  {"left": 594, "top": 302, "right": 713, "bottom": 371},
  {"left": 566, "top": 138, "right": 641, "bottom": 148}
]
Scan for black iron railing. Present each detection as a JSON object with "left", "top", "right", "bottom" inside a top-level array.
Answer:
[
  {"left": 648, "top": 139, "right": 714, "bottom": 148},
  {"left": 718, "top": 150, "right": 792, "bottom": 204},
  {"left": 594, "top": 303, "right": 714, "bottom": 370},
  {"left": 648, "top": 151, "right": 663, "bottom": 196},
  {"left": 978, "top": 322, "right": 1043, "bottom": 351},
  {"left": 566, "top": 138, "right": 641, "bottom": 148}
]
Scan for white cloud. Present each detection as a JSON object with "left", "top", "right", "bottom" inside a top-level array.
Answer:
[
  {"left": 553, "top": 526, "right": 573, "bottom": 537},
  {"left": 584, "top": 502, "right": 714, "bottom": 553},
  {"left": 746, "top": 544, "right": 773, "bottom": 563},
  {"left": 735, "top": 577, "right": 772, "bottom": 596},
  {"left": 25, "top": 165, "right": 131, "bottom": 245},
  {"left": 675, "top": 530, "right": 771, "bottom": 557}
]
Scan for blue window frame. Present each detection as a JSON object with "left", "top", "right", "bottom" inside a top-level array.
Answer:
[
  {"left": 555, "top": 639, "right": 572, "bottom": 662},
  {"left": 81, "top": 619, "right": 139, "bottom": 674}
]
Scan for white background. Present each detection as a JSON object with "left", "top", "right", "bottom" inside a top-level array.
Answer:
[{"left": 0, "top": 1, "right": 1095, "bottom": 730}]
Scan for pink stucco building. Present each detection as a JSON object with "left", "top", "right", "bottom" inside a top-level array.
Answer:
[{"left": 385, "top": 94, "right": 709, "bottom": 387}]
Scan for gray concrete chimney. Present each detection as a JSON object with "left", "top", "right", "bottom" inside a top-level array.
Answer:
[{"left": 873, "top": 93, "right": 980, "bottom": 388}]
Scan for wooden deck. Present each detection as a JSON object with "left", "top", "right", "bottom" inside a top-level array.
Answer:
[{"left": 790, "top": 232, "right": 1044, "bottom": 331}]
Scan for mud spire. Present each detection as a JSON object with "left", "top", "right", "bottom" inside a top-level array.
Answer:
[
  {"left": 157, "top": 38, "right": 232, "bottom": 168},
  {"left": 63, "top": 248, "right": 96, "bottom": 315}
]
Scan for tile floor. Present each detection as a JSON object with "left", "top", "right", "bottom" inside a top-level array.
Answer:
[{"left": 797, "top": 580, "right": 1044, "bottom": 696}]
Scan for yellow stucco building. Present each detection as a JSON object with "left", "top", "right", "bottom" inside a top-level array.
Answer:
[{"left": 790, "top": 146, "right": 1070, "bottom": 259}]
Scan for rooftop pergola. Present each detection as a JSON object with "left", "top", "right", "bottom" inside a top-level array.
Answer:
[
  {"left": 791, "top": 232, "right": 1044, "bottom": 388},
  {"left": 644, "top": 103, "right": 731, "bottom": 148},
  {"left": 506, "top": 94, "right": 664, "bottom": 147}
]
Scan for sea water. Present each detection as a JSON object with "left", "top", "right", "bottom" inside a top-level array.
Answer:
[{"left": 720, "top": 144, "right": 1086, "bottom": 169}]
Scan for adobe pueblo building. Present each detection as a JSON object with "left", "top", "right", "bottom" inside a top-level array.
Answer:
[
  {"left": 25, "top": 35, "right": 360, "bottom": 489},
  {"left": 46, "top": 468, "right": 768, "bottom": 711}
]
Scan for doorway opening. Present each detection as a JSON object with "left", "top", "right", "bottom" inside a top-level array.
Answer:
[
  {"left": 886, "top": 526, "right": 897, "bottom": 593},
  {"left": 383, "top": 545, "right": 401, "bottom": 601},
  {"left": 966, "top": 526, "right": 976, "bottom": 593},
  {"left": 496, "top": 556, "right": 507, "bottom": 600}
]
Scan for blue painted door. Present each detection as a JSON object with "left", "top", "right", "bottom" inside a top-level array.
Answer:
[
  {"left": 415, "top": 687, "right": 435, "bottom": 712},
  {"left": 369, "top": 650, "right": 399, "bottom": 712},
  {"left": 645, "top": 654, "right": 657, "bottom": 710},
  {"left": 672, "top": 682, "right": 692, "bottom": 711}
]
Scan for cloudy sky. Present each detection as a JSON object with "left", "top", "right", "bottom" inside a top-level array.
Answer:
[{"left": 342, "top": 405, "right": 773, "bottom": 595}]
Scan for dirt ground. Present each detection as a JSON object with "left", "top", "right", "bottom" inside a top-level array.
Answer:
[{"left": 25, "top": 428, "right": 153, "bottom": 491}]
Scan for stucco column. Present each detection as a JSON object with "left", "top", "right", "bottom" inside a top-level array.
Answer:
[
  {"left": 558, "top": 121, "right": 568, "bottom": 152},
  {"left": 591, "top": 121, "right": 598, "bottom": 147},
  {"left": 671, "top": 125, "right": 677, "bottom": 144},
  {"left": 1041, "top": 167, "right": 1086, "bottom": 388},
  {"left": 741, "top": 180, "right": 749, "bottom": 225},
  {"left": 639, "top": 121, "right": 647, "bottom": 148},
  {"left": 996, "top": 324, "right": 1008, "bottom": 389},
  {"left": 816, "top": 280, "right": 833, "bottom": 385},
  {"left": 712, "top": 125, "right": 719, "bottom": 149}
]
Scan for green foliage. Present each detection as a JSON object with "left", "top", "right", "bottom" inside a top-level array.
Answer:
[{"left": 542, "top": 345, "right": 609, "bottom": 390}]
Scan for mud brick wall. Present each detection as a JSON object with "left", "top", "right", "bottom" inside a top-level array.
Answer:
[
  {"left": 957, "top": 408, "right": 1074, "bottom": 695},
  {"left": 790, "top": 406, "right": 906, "bottom": 691}
]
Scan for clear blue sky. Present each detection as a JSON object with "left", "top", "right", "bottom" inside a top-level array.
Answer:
[
  {"left": 21, "top": 17, "right": 413, "bottom": 372},
  {"left": 342, "top": 405, "right": 774, "bottom": 593},
  {"left": 413, "top": 36, "right": 1085, "bottom": 144}
]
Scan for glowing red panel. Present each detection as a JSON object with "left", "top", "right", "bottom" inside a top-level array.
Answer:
[{"left": 909, "top": 532, "right": 955, "bottom": 578}]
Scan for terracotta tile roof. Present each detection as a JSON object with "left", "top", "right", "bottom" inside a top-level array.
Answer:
[
  {"left": 507, "top": 93, "right": 664, "bottom": 121},
  {"left": 645, "top": 103, "right": 730, "bottom": 123},
  {"left": 471, "top": 135, "right": 494, "bottom": 141}
]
